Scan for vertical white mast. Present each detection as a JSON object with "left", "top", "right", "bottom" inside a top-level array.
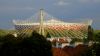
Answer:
[{"left": 39, "top": 9, "right": 45, "bottom": 36}]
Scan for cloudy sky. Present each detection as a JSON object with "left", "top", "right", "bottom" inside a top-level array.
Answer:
[{"left": 0, "top": 0, "right": 100, "bottom": 30}]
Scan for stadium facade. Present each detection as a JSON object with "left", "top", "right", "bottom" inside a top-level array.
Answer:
[{"left": 13, "top": 9, "right": 93, "bottom": 47}]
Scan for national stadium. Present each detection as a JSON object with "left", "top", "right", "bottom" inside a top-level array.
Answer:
[{"left": 13, "top": 9, "right": 93, "bottom": 47}]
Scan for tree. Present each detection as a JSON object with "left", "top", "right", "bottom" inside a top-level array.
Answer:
[
  {"left": 0, "top": 29, "right": 8, "bottom": 37},
  {"left": 46, "top": 32, "right": 51, "bottom": 38},
  {"left": 88, "top": 25, "right": 94, "bottom": 41},
  {"left": 94, "top": 31, "right": 100, "bottom": 42},
  {"left": 0, "top": 31, "right": 52, "bottom": 56},
  {"left": 81, "top": 31, "right": 100, "bottom": 56}
]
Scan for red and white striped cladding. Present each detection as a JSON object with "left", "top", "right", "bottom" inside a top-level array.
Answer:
[{"left": 45, "top": 24, "right": 87, "bottom": 30}]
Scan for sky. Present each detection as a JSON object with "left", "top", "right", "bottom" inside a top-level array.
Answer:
[{"left": 0, "top": 0, "right": 100, "bottom": 30}]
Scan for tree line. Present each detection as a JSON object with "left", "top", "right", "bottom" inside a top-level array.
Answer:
[{"left": 0, "top": 30, "right": 52, "bottom": 56}]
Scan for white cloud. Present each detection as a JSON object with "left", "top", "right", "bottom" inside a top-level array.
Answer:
[{"left": 54, "top": 0, "right": 71, "bottom": 6}]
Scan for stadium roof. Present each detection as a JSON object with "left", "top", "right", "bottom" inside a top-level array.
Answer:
[{"left": 13, "top": 9, "right": 93, "bottom": 25}]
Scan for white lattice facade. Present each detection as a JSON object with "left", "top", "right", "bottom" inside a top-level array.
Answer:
[{"left": 13, "top": 9, "right": 93, "bottom": 39}]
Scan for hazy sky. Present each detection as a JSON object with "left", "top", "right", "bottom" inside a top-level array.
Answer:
[{"left": 0, "top": 0, "right": 100, "bottom": 30}]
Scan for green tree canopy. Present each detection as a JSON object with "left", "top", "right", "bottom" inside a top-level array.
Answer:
[{"left": 0, "top": 31, "right": 52, "bottom": 56}]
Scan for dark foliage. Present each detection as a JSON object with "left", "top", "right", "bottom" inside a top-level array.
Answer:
[
  {"left": 81, "top": 43, "right": 100, "bottom": 56},
  {"left": 88, "top": 26, "right": 94, "bottom": 40},
  {"left": 0, "top": 31, "right": 52, "bottom": 56},
  {"left": 82, "top": 31, "right": 100, "bottom": 56}
]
